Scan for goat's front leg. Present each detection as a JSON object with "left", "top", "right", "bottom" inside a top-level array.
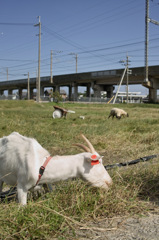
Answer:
[
  {"left": 17, "top": 185, "right": 28, "bottom": 205},
  {"left": 43, "top": 183, "right": 53, "bottom": 193}
]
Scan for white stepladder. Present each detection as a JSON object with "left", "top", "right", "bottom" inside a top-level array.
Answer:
[{"left": 53, "top": 105, "right": 75, "bottom": 119}]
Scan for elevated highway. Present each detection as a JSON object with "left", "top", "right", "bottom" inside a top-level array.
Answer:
[{"left": 0, "top": 65, "right": 159, "bottom": 102}]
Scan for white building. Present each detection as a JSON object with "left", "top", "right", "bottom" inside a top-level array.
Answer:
[{"left": 116, "top": 92, "right": 147, "bottom": 103}]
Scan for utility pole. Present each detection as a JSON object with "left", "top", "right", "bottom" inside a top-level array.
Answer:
[
  {"left": 6, "top": 68, "right": 8, "bottom": 81},
  {"left": 24, "top": 72, "right": 30, "bottom": 100},
  {"left": 69, "top": 52, "right": 78, "bottom": 73},
  {"left": 145, "top": 0, "right": 149, "bottom": 82},
  {"left": 34, "top": 16, "right": 41, "bottom": 102},
  {"left": 75, "top": 54, "right": 78, "bottom": 73},
  {"left": 120, "top": 55, "right": 131, "bottom": 103},
  {"left": 113, "top": 66, "right": 127, "bottom": 104},
  {"left": 36, "top": 68, "right": 38, "bottom": 97},
  {"left": 144, "top": 0, "right": 159, "bottom": 83},
  {"left": 113, "top": 55, "right": 131, "bottom": 104},
  {"left": 50, "top": 50, "right": 53, "bottom": 83},
  {"left": 126, "top": 54, "right": 132, "bottom": 103},
  {"left": 27, "top": 72, "right": 30, "bottom": 100},
  {"left": 126, "top": 56, "right": 129, "bottom": 103}
]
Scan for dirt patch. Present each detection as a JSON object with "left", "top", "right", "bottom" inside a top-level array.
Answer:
[{"left": 72, "top": 213, "right": 159, "bottom": 240}]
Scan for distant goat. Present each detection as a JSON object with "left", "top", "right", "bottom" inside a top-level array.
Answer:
[
  {"left": 0, "top": 132, "right": 112, "bottom": 205},
  {"left": 108, "top": 108, "right": 129, "bottom": 119}
]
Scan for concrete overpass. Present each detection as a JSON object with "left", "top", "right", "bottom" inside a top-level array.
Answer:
[{"left": 0, "top": 65, "right": 159, "bottom": 102}]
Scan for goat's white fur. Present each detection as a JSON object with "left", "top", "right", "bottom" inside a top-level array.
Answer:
[
  {"left": 0, "top": 132, "right": 112, "bottom": 205},
  {"left": 108, "top": 108, "right": 129, "bottom": 119}
]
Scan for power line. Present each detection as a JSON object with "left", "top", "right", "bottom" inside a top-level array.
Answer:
[{"left": 0, "top": 22, "right": 33, "bottom": 26}]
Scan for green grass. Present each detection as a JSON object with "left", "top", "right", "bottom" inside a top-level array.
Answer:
[{"left": 0, "top": 100, "right": 159, "bottom": 239}]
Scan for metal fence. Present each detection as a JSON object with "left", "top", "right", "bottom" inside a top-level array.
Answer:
[
  {"left": 0, "top": 95, "right": 149, "bottom": 104},
  {"left": 0, "top": 95, "right": 19, "bottom": 100}
]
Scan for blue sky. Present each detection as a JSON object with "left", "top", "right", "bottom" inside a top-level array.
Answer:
[{"left": 0, "top": 0, "right": 159, "bottom": 94}]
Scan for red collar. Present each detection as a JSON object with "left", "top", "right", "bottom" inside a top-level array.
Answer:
[{"left": 36, "top": 156, "right": 52, "bottom": 186}]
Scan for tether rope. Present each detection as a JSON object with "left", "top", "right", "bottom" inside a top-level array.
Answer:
[{"left": 105, "top": 154, "right": 158, "bottom": 170}]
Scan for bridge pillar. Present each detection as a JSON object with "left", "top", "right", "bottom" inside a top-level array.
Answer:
[
  {"left": 74, "top": 84, "right": 78, "bottom": 101},
  {"left": 92, "top": 84, "right": 103, "bottom": 98},
  {"left": 73, "top": 83, "right": 78, "bottom": 101},
  {"left": 0, "top": 90, "right": 4, "bottom": 95},
  {"left": 149, "top": 88, "right": 157, "bottom": 102},
  {"left": 18, "top": 88, "right": 22, "bottom": 100},
  {"left": 148, "top": 78, "right": 159, "bottom": 102},
  {"left": 86, "top": 83, "right": 91, "bottom": 97},
  {"left": 8, "top": 89, "right": 13, "bottom": 95},
  {"left": 104, "top": 85, "right": 114, "bottom": 98},
  {"left": 40, "top": 86, "right": 44, "bottom": 96},
  {"left": 30, "top": 88, "right": 34, "bottom": 99},
  {"left": 92, "top": 84, "right": 114, "bottom": 98},
  {"left": 68, "top": 85, "right": 73, "bottom": 101}
]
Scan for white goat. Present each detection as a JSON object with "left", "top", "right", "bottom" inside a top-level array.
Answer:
[
  {"left": 108, "top": 108, "right": 129, "bottom": 119},
  {"left": 0, "top": 132, "right": 112, "bottom": 205}
]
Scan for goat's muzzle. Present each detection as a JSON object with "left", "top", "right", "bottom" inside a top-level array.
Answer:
[{"left": 105, "top": 180, "right": 113, "bottom": 187}]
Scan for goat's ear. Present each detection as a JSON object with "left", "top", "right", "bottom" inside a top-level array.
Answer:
[{"left": 100, "top": 156, "right": 103, "bottom": 164}]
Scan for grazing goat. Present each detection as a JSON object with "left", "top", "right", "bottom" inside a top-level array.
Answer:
[
  {"left": 0, "top": 132, "right": 112, "bottom": 205},
  {"left": 108, "top": 107, "right": 129, "bottom": 119}
]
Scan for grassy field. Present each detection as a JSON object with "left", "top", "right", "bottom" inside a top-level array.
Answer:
[{"left": 0, "top": 100, "right": 159, "bottom": 239}]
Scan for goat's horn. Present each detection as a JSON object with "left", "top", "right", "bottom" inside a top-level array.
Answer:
[
  {"left": 81, "top": 134, "right": 95, "bottom": 154},
  {"left": 73, "top": 143, "right": 90, "bottom": 152}
]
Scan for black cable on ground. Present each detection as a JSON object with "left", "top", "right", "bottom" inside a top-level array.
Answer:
[{"left": 105, "top": 154, "right": 158, "bottom": 170}]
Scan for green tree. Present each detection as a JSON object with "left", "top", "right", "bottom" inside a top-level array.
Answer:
[{"left": 50, "top": 91, "right": 62, "bottom": 103}]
